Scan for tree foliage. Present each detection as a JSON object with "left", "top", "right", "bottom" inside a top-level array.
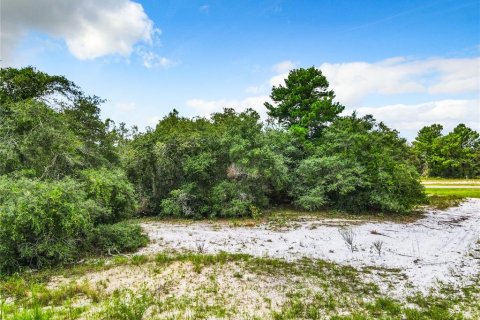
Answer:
[
  {"left": 412, "top": 124, "right": 480, "bottom": 178},
  {"left": 0, "top": 67, "right": 118, "bottom": 179},
  {"left": 0, "top": 178, "right": 96, "bottom": 273},
  {"left": 125, "top": 108, "right": 288, "bottom": 217},
  {"left": 0, "top": 67, "right": 145, "bottom": 274},
  {"left": 292, "top": 115, "right": 424, "bottom": 213},
  {"left": 265, "top": 67, "right": 344, "bottom": 138}
]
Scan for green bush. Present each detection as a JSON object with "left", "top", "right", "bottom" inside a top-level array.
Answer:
[
  {"left": 291, "top": 115, "right": 425, "bottom": 213},
  {"left": 125, "top": 109, "right": 289, "bottom": 218},
  {"left": 79, "top": 168, "right": 138, "bottom": 224},
  {"left": 0, "top": 177, "right": 146, "bottom": 274},
  {"left": 88, "top": 222, "right": 148, "bottom": 255},
  {"left": 0, "top": 178, "right": 97, "bottom": 273}
]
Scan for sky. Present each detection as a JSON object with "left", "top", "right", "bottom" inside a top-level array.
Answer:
[{"left": 1, "top": 0, "right": 479, "bottom": 140}]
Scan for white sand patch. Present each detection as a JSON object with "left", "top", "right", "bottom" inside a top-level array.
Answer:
[{"left": 140, "top": 199, "right": 480, "bottom": 295}]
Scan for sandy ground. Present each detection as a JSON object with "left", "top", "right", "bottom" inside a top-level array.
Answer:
[{"left": 140, "top": 199, "right": 480, "bottom": 296}]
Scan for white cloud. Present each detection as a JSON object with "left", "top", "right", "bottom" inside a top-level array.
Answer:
[
  {"left": 352, "top": 99, "right": 480, "bottom": 140},
  {"left": 147, "top": 115, "right": 162, "bottom": 127},
  {"left": 272, "top": 60, "right": 296, "bottom": 74},
  {"left": 269, "top": 73, "right": 289, "bottom": 87},
  {"left": 319, "top": 57, "right": 480, "bottom": 106},
  {"left": 1, "top": 0, "right": 156, "bottom": 62},
  {"left": 268, "top": 60, "right": 297, "bottom": 87},
  {"left": 137, "top": 49, "right": 174, "bottom": 69}
]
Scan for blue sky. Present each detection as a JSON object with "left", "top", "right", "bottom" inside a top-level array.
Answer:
[{"left": 1, "top": 0, "right": 479, "bottom": 139}]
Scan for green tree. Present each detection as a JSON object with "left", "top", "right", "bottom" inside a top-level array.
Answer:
[
  {"left": 265, "top": 67, "right": 344, "bottom": 138},
  {"left": 0, "top": 67, "right": 119, "bottom": 178},
  {"left": 412, "top": 124, "right": 443, "bottom": 176},
  {"left": 0, "top": 66, "right": 79, "bottom": 104},
  {"left": 412, "top": 124, "right": 480, "bottom": 178}
]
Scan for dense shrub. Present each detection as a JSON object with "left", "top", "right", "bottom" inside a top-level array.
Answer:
[
  {"left": 125, "top": 108, "right": 289, "bottom": 217},
  {"left": 0, "top": 178, "right": 97, "bottom": 273},
  {"left": 0, "top": 177, "right": 146, "bottom": 274},
  {"left": 291, "top": 115, "right": 425, "bottom": 213},
  {"left": 0, "top": 66, "right": 431, "bottom": 275},
  {"left": 79, "top": 168, "right": 138, "bottom": 224},
  {"left": 88, "top": 222, "right": 148, "bottom": 255}
]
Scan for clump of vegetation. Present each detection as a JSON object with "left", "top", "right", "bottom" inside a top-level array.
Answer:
[
  {"left": 339, "top": 228, "right": 356, "bottom": 252},
  {"left": 292, "top": 115, "right": 425, "bottom": 213},
  {"left": 0, "top": 178, "right": 96, "bottom": 273},
  {"left": 79, "top": 168, "right": 138, "bottom": 224},
  {"left": 0, "top": 67, "right": 146, "bottom": 274},
  {"left": 372, "top": 240, "right": 384, "bottom": 256},
  {"left": 88, "top": 222, "right": 149, "bottom": 255},
  {"left": 412, "top": 123, "right": 480, "bottom": 178},
  {"left": 0, "top": 177, "right": 146, "bottom": 274}
]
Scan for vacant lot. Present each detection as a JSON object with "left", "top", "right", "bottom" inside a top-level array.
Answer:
[{"left": 2, "top": 199, "right": 479, "bottom": 319}]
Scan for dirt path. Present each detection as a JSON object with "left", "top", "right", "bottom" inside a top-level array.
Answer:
[{"left": 140, "top": 199, "right": 480, "bottom": 294}]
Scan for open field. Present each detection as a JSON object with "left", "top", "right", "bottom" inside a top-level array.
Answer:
[
  {"left": 422, "top": 178, "right": 480, "bottom": 199},
  {"left": 425, "top": 188, "right": 480, "bottom": 198}
]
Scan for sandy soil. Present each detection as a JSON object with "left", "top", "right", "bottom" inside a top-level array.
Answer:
[{"left": 140, "top": 199, "right": 480, "bottom": 295}]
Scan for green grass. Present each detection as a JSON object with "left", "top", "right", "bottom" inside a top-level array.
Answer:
[
  {"left": 425, "top": 187, "right": 480, "bottom": 198},
  {"left": 421, "top": 177, "right": 480, "bottom": 183}
]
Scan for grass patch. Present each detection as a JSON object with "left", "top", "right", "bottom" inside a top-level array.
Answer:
[
  {"left": 426, "top": 194, "right": 465, "bottom": 209},
  {"left": 425, "top": 187, "right": 480, "bottom": 198}
]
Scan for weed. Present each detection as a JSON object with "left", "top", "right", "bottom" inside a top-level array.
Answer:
[
  {"left": 339, "top": 228, "right": 356, "bottom": 252},
  {"left": 372, "top": 240, "right": 384, "bottom": 256}
]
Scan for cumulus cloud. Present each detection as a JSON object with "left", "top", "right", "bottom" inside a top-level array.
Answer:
[
  {"left": 1, "top": 0, "right": 156, "bottom": 62},
  {"left": 352, "top": 99, "right": 480, "bottom": 140},
  {"left": 136, "top": 49, "right": 174, "bottom": 69},
  {"left": 320, "top": 57, "right": 480, "bottom": 106},
  {"left": 268, "top": 60, "right": 297, "bottom": 87},
  {"left": 272, "top": 60, "right": 297, "bottom": 74}
]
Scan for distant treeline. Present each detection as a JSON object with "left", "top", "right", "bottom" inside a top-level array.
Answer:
[
  {"left": 0, "top": 66, "right": 478, "bottom": 273},
  {"left": 412, "top": 124, "right": 479, "bottom": 178}
]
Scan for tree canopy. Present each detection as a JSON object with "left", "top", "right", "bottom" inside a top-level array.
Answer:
[
  {"left": 412, "top": 124, "right": 480, "bottom": 178},
  {"left": 0, "top": 67, "right": 118, "bottom": 179},
  {"left": 0, "top": 67, "right": 144, "bottom": 274},
  {"left": 265, "top": 67, "right": 344, "bottom": 138}
]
